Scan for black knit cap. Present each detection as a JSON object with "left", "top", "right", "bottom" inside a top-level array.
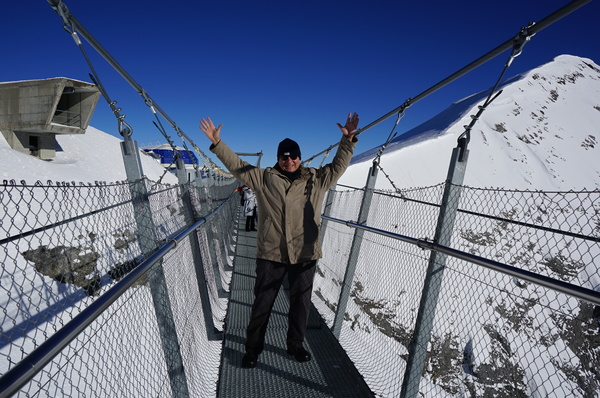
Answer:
[{"left": 277, "top": 138, "right": 301, "bottom": 158}]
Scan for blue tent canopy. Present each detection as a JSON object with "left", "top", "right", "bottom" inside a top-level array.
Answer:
[{"left": 142, "top": 147, "right": 199, "bottom": 165}]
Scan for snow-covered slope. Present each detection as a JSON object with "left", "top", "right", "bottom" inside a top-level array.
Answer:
[
  {"left": 0, "top": 126, "right": 178, "bottom": 184},
  {"left": 3, "top": 55, "right": 597, "bottom": 191},
  {"left": 341, "top": 55, "right": 600, "bottom": 191}
]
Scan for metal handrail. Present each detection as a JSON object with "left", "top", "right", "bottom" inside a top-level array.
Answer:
[
  {"left": 0, "top": 192, "right": 235, "bottom": 398},
  {"left": 321, "top": 214, "right": 600, "bottom": 306},
  {"left": 334, "top": 184, "right": 600, "bottom": 244}
]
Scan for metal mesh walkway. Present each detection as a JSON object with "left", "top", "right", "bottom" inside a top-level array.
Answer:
[{"left": 217, "top": 214, "right": 373, "bottom": 397}]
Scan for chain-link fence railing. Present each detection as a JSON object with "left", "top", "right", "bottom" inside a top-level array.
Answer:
[
  {"left": 1, "top": 176, "right": 238, "bottom": 397},
  {"left": 2, "top": 175, "right": 599, "bottom": 397},
  {"left": 313, "top": 184, "right": 600, "bottom": 397}
]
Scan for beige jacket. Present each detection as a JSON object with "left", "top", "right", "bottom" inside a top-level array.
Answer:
[{"left": 211, "top": 136, "right": 357, "bottom": 264}]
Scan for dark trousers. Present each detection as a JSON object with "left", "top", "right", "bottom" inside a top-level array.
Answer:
[
  {"left": 245, "top": 258, "right": 317, "bottom": 356},
  {"left": 245, "top": 215, "right": 255, "bottom": 231}
]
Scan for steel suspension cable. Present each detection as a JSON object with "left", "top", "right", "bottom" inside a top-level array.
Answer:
[
  {"left": 52, "top": 11, "right": 133, "bottom": 141},
  {"left": 302, "top": 0, "right": 593, "bottom": 165},
  {"left": 47, "top": 0, "right": 218, "bottom": 170},
  {"left": 376, "top": 36, "right": 523, "bottom": 191}
]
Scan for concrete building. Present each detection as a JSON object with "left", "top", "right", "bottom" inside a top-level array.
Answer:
[{"left": 0, "top": 77, "right": 100, "bottom": 159}]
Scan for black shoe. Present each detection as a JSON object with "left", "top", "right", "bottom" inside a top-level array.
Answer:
[
  {"left": 241, "top": 353, "right": 258, "bottom": 368},
  {"left": 251, "top": 228, "right": 257, "bottom": 231},
  {"left": 287, "top": 346, "right": 311, "bottom": 362}
]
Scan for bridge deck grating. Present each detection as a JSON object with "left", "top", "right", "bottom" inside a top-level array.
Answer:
[{"left": 217, "top": 214, "right": 373, "bottom": 397}]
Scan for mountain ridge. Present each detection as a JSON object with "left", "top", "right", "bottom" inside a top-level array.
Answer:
[{"left": 341, "top": 54, "right": 600, "bottom": 191}]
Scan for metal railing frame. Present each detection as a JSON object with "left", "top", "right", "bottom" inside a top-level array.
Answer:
[
  {"left": 0, "top": 191, "right": 236, "bottom": 398},
  {"left": 0, "top": 2, "right": 589, "bottom": 397},
  {"left": 338, "top": 183, "right": 600, "bottom": 245},
  {"left": 321, "top": 215, "right": 600, "bottom": 307}
]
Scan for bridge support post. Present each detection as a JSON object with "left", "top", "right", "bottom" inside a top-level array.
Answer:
[
  {"left": 332, "top": 164, "right": 378, "bottom": 338},
  {"left": 400, "top": 141, "right": 469, "bottom": 398},
  {"left": 121, "top": 135, "right": 190, "bottom": 398}
]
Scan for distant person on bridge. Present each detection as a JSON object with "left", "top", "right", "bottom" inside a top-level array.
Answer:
[
  {"left": 242, "top": 186, "right": 257, "bottom": 231},
  {"left": 199, "top": 113, "right": 359, "bottom": 369}
]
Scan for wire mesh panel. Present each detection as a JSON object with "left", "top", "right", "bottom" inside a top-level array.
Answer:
[
  {"left": 1, "top": 179, "right": 140, "bottom": 386},
  {"left": 148, "top": 182, "right": 189, "bottom": 241},
  {"left": 316, "top": 183, "right": 600, "bottom": 397},
  {"left": 455, "top": 187, "right": 600, "bottom": 288},
  {"left": 160, "top": 239, "right": 224, "bottom": 396},
  {"left": 313, "top": 188, "right": 363, "bottom": 325},
  {"left": 344, "top": 185, "right": 444, "bottom": 397},
  {"left": 437, "top": 186, "right": 600, "bottom": 397},
  {"left": 1, "top": 176, "right": 238, "bottom": 397},
  {"left": 2, "top": 173, "right": 598, "bottom": 397},
  {"left": 316, "top": 185, "right": 443, "bottom": 397},
  {"left": 19, "top": 278, "right": 173, "bottom": 397},
  {"left": 412, "top": 255, "right": 599, "bottom": 397}
]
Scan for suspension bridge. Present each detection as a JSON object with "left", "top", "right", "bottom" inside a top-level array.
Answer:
[{"left": 1, "top": 0, "right": 599, "bottom": 397}]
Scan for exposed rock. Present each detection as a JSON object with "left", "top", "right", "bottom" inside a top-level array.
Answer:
[
  {"left": 113, "top": 229, "right": 136, "bottom": 250},
  {"left": 550, "top": 302, "right": 600, "bottom": 396},
  {"left": 351, "top": 281, "right": 412, "bottom": 347},
  {"left": 425, "top": 333, "right": 463, "bottom": 395},
  {"left": 22, "top": 245, "right": 101, "bottom": 295}
]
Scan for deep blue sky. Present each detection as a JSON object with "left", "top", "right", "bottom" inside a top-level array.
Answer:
[{"left": 3, "top": 0, "right": 599, "bottom": 169}]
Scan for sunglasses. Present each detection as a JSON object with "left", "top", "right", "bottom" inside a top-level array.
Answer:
[{"left": 279, "top": 154, "right": 299, "bottom": 161}]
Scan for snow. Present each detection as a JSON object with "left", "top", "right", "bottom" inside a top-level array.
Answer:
[
  {"left": 341, "top": 55, "right": 600, "bottom": 191},
  {"left": 323, "top": 54, "right": 600, "bottom": 397},
  {"left": 1, "top": 55, "right": 596, "bottom": 193},
  {"left": 1, "top": 54, "right": 599, "bottom": 397},
  {"left": 0, "top": 126, "right": 178, "bottom": 184}
]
